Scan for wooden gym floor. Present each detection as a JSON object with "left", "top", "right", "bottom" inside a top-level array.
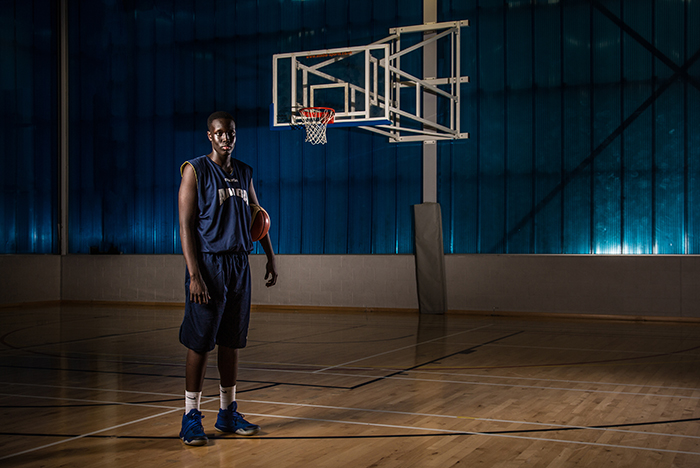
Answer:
[{"left": 1, "top": 305, "right": 699, "bottom": 467}]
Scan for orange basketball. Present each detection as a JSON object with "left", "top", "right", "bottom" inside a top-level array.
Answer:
[{"left": 250, "top": 204, "right": 270, "bottom": 242}]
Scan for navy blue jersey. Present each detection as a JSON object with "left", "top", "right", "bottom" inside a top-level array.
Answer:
[{"left": 181, "top": 155, "right": 253, "bottom": 253}]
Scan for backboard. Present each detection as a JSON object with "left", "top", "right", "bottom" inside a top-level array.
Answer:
[
  {"left": 271, "top": 44, "right": 392, "bottom": 129},
  {"left": 271, "top": 20, "right": 470, "bottom": 143}
]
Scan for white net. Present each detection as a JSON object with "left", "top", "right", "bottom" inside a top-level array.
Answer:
[{"left": 298, "top": 108, "right": 335, "bottom": 145}]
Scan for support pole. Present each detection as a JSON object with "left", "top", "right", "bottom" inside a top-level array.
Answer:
[
  {"left": 422, "top": 0, "right": 437, "bottom": 203},
  {"left": 413, "top": 0, "right": 447, "bottom": 315}
]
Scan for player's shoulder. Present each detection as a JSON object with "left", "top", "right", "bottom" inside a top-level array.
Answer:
[
  {"left": 181, "top": 155, "right": 208, "bottom": 171},
  {"left": 180, "top": 155, "right": 211, "bottom": 182}
]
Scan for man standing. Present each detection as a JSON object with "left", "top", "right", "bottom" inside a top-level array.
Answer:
[{"left": 178, "top": 111, "right": 277, "bottom": 446}]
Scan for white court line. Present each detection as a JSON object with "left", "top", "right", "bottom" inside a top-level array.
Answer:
[
  {"left": 5, "top": 356, "right": 700, "bottom": 402},
  {"left": 313, "top": 324, "right": 495, "bottom": 373},
  {"left": 3, "top": 383, "right": 698, "bottom": 439},
  {"left": 239, "top": 411, "right": 700, "bottom": 456},
  {"left": 407, "top": 370, "right": 700, "bottom": 392},
  {"left": 0, "top": 392, "right": 216, "bottom": 462},
  {"left": 2, "top": 393, "right": 699, "bottom": 459},
  {"left": 237, "top": 366, "right": 700, "bottom": 400},
  {"left": 0, "top": 391, "right": 208, "bottom": 409},
  {"left": 238, "top": 399, "right": 700, "bottom": 441},
  {"left": 472, "top": 341, "right": 700, "bottom": 357},
  {"left": 0, "top": 405, "right": 181, "bottom": 462},
  {"left": 1, "top": 388, "right": 699, "bottom": 459},
  {"left": 241, "top": 361, "right": 700, "bottom": 392}
]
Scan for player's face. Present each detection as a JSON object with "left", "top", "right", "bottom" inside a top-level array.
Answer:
[{"left": 208, "top": 119, "right": 236, "bottom": 155}]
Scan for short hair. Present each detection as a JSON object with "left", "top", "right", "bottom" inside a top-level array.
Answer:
[{"left": 207, "top": 111, "right": 235, "bottom": 130}]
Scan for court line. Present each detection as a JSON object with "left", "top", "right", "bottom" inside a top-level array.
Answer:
[
  {"left": 3, "top": 417, "right": 699, "bottom": 457},
  {"left": 8, "top": 335, "right": 700, "bottom": 367},
  {"left": 0, "top": 323, "right": 178, "bottom": 352},
  {"left": 236, "top": 413, "right": 700, "bottom": 456},
  {"left": 0, "top": 392, "right": 217, "bottom": 462},
  {"left": 238, "top": 367, "right": 700, "bottom": 400},
  {"left": 245, "top": 362, "right": 700, "bottom": 392},
  {"left": 313, "top": 324, "right": 495, "bottom": 373},
  {"left": 4, "top": 343, "right": 700, "bottom": 399},
  {"left": 0, "top": 404, "right": 183, "bottom": 462},
  {"left": 238, "top": 399, "right": 700, "bottom": 440},
  {"left": 405, "top": 370, "right": 700, "bottom": 392},
  {"left": 474, "top": 341, "right": 700, "bottom": 357},
  {"left": 1, "top": 393, "right": 698, "bottom": 459},
  {"left": 0, "top": 363, "right": 353, "bottom": 389},
  {"left": 1, "top": 387, "right": 698, "bottom": 445},
  {"left": 5, "top": 351, "right": 700, "bottom": 400},
  {"left": 0, "top": 382, "right": 189, "bottom": 398},
  {"left": 350, "top": 330, "right": 525, "bottom": 390}
]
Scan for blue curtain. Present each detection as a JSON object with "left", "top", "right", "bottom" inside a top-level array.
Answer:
[{"left": 0, "top": 0, "right": 58, "bottom": 254}]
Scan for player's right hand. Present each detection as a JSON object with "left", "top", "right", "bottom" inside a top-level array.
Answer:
[{"left": 189, "top": 276, "right": 210, "bottom": 304}]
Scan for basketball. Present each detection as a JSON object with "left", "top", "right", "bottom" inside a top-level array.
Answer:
[{"left": 250, "top": 204, "right": 270, "bottom": 242}]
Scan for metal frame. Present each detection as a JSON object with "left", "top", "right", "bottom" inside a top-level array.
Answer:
[
  {"left": 272, "top": 20, "right": 470, "bottom": 142},
  {"left": 273, "top": 44, "right": 391, "bottom": 127}
]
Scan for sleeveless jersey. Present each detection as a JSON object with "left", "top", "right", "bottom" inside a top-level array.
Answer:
[{"left": 181, "top": 155, "right": 253, "bottom": 253}]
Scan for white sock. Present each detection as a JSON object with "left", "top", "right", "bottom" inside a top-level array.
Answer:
[
  {"left": 220, "top": 385, "right": 236, "bottom": 410},
  {"left": 185, "top": 391, "right": 202, "bottom": 414}
]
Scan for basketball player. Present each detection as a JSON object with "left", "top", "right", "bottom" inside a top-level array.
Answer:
[{"left": 177, "top": 111, "right": 277, "bottom": 446}]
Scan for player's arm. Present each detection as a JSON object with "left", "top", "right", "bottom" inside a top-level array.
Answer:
[
  {"left": 248, "top": 179, "right": 278, "bottom": 287},
  {"left": 179, "top": 164, "right": 210, "bottom": 303}
]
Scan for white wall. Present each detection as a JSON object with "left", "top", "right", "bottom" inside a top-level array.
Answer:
[
  {"left": 60, "top": 255, "right": 186, "bottom": 303},
  {"left": 250, "top": 255, "right": 418, "bottom": 310},
  {"left": 0, "top": 255, "right": 61, "bottom": 305},
  {"left": 446, "top": 255, "right": 700, "bottom": 319},
  {"left": 3, "top": 254, "right": 700, "bottom": 320},
  {"left": 57, "top": 254, "right": 418, "bottom": 311}
]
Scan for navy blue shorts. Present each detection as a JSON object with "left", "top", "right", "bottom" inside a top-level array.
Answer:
[{"left": 180, "top": 252, "right": 251, "bottom": 354}]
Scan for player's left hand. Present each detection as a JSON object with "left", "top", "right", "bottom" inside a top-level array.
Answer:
[{"left": 265, "top": 259, "right": 278, "bottom": 287}]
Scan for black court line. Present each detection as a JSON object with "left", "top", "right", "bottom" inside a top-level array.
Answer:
[
  {"left": 2, "top": 416, "right": 699, "bottom": 441},
  {"left": 0, "top": 364, "right": 353, "bottom": 390},
  {"left": 0, "top": 324, "right": 180, "bottom": 352},
  {"left": 3, "top": 321, "right": 413, "bottom": 359},
  {"left": 247, "top": 324, "right": 414, "bottom": 348},
  {"left": 434, "top": 342, "right": 700, "bottom": 371},
  {"left": 0, "top": 385, "right": 281, "bottom": 410},
  {"left": 250, "top": 334, "right": 415, "bottom": 346},
  {"left": 3, "top": 337, "right": 697, "bottom": 394},
  {"left": 349, "top": 331, "right": 525, "bottom": 390},
  {"left": 235, "top": 383, "right": 282, "bottom": 394},
  {"left": 237, "top": 379, "right": 350, "bottom": 390}
]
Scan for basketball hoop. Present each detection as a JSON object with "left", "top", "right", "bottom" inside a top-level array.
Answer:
[{"left": 296, "top": 107, "right": 335, "bottom": 145}]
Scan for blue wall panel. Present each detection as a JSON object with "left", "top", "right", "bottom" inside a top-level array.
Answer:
[
  {"left": 64, "top": 0, "right": 423, "bottom": 254},
  {"left": 5, "top": 0, "right": 699, "bottom": 255},
  {"left": 0, "top": 0, "right": 58, "bottom": 254},
  {"left": 688, "top": 0, "right": 700, "bottom": 253},
  {"left": 592, "top": 3, "right": 623, "bottom": 254},
  {"left": 532, "top": 3, "right": 563, "bottom": 254},
  {"left": 504, "top": 5, "right": 534, "bottom": 253},
  {"left": 438, "top": 0, "right": 699, "bottom": 254}
]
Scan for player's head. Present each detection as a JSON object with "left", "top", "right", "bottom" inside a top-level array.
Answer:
[
  {"left": 207, "top": 111, "right": 236, "bottom": 155},
  {"left": 207, "top": 111, "right": 235, "bottom": 131}
]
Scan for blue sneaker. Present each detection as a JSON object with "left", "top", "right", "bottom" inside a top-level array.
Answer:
[
  {"left": 215, "top": 402, "right": 261, "bottom": 436},
  {"left": 180, "top": 409, "right": 208, "bottom": 446}
]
